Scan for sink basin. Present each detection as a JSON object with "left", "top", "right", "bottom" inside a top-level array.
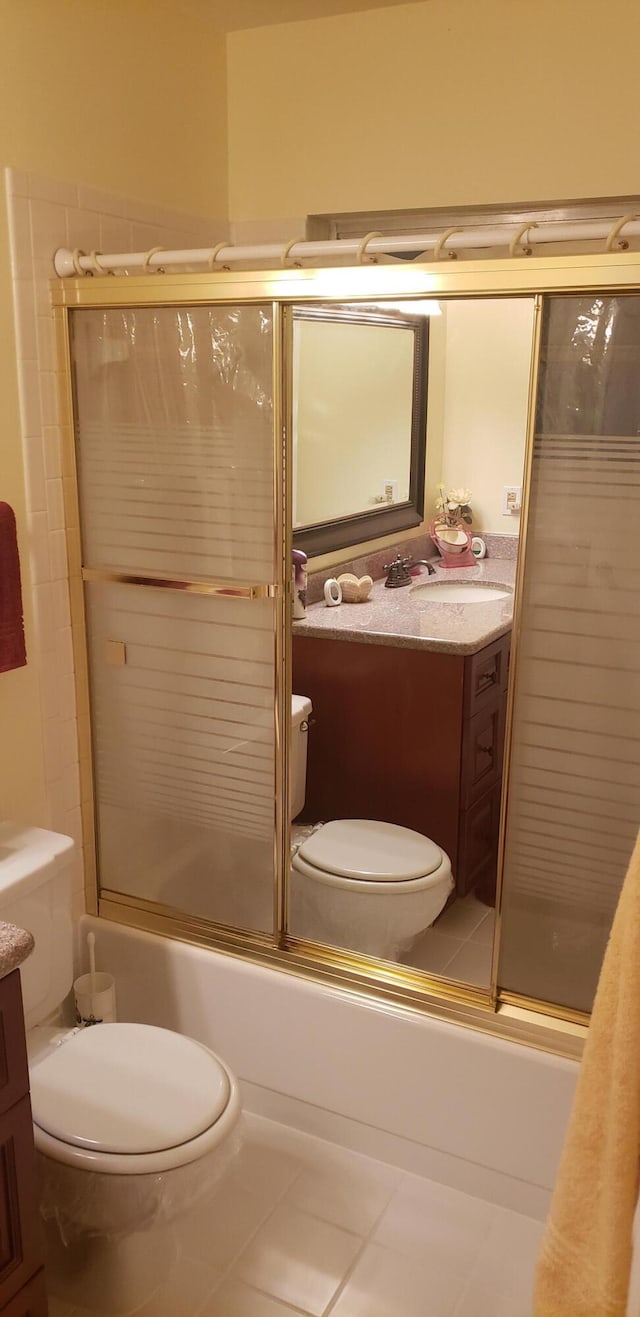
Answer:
[{"left": 410, "top": 582, "right": 512, "bottom": 604}]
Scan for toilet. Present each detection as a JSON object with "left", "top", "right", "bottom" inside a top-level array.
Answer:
[
  {"left": 290, "top": 696, "right": 454, "bottom": 960},
  {"left": 0, "top": 822, "right": 242, "bottom": 1315}
]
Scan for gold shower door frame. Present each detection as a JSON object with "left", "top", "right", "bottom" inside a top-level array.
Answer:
[{"left": 53, "top": 252, "right": 640, "bottom": 1059}]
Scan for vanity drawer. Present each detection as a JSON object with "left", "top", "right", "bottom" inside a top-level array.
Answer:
[
  {"left": 463, "top": 635, "right": 510, "bottom": 718},
  {"left": 0, "top": 975, "right": 29, "bottom": 1119},
  {"left": 460, "top": 698, "right": 506, "bottom": 808},
  {"left": 456, "top": 784, "right": 502, "bottom": 899}
]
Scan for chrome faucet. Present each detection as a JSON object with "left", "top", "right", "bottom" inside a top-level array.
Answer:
[{"left": 383, "top": 554, "right": 436, "bottom": 588}]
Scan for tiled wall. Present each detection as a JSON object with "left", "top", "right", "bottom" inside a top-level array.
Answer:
[{"left": 5, "top": 167, "right": 223, "bottom": 931}]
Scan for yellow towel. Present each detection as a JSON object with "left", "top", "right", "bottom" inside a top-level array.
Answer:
[{"left": 534, "top": 829, "right": 640, "bottom": 1316}]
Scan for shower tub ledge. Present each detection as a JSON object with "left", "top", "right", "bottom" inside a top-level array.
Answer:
[{"left": 78, "top": 914, "right": 577, "bottom": 1222}]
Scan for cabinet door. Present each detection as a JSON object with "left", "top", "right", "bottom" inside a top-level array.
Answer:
[
  {"left": 0, "top": 1268, "right": 47, "bottom": 1316},
  {"left": 0, "top": 1098, "right": 43, "bottom": 1311},
  {"left": 0, "top": 975, "right": 28, "bottom": 1120}
]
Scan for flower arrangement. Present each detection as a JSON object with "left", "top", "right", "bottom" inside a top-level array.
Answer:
[{"left": 435, "top": 484, "right": 473, "bottom": 527}]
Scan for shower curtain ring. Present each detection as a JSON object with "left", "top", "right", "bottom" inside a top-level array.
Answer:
[
  {"left": 356, "top": 232, "right": 383, "bottom": 264},
  {"left": 434, "top": 227, "right": 464, "bottom": 260},
  {"left": 509, "top": 222, "right": 538, "bottom": 258},
  {"left": 280, "top": 239, "right": 303, "bottom": 268},
  {"left": 71, "top": 248, "right": 87, "bottom": 276},
  {"left": 605, "top": 213, "right": 640, "bottom": 252},
  {"left": 89, "top": 251, "right": 112, "bottom": 276},
  {"left": 208, "top": 242, "right": 230, "bottom": 271},
  {"left": 142, "top": 246, "right": 165, "bottom": 273}
]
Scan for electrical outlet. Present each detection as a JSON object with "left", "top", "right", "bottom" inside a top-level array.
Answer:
[{"left": 502, "top": 485, "right": 522, "bottom": 515}]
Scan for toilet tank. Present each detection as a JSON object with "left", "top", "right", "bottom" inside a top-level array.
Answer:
[
  {"left": 291, "top": 695, "right": 312, "bottom": 820},
  {"left": 0, "top": 823, "right": 74, "bottom": 1028}
]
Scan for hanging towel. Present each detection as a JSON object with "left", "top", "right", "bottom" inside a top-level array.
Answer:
[
  {"left": 534, "top": 828, "right": 640, "bottom": 1317},
  {"left": 0, "top": 502, "right": 27, "bottom": 673}
]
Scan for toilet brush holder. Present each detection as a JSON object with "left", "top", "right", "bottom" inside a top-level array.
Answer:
[{"left": 74, "top": 971, "right": 117, "bottom": 1026}]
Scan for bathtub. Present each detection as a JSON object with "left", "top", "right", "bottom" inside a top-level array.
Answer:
[{"left": 79, "top": 914, "right": 577, "bottom": 1222}]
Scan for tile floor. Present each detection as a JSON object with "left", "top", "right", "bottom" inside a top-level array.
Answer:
[
  {"left": 405, "top": 893, "right": 495, "bottom": 985},
  {"left": 48, "top": 1113, "right": 542, "bottom": 1317}
]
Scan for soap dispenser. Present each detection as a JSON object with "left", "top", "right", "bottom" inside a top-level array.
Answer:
[{"left": 292, "top": 549, "right": 308, "bottom": 619}]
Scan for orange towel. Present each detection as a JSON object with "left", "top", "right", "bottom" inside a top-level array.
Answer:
[
  {"left": 0, "top": 502, "right": 27, "bottom": 673},
  {"left": 534, "top": 830, "right": 640, "bottom": 1316}
]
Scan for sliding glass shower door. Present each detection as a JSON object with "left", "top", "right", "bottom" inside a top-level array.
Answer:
[
  {"left": 70, "top": 304, "right": 281, "bottom": 936},
  {"left": 498, "top": 294, "right": 640, "bottom": 1011}
]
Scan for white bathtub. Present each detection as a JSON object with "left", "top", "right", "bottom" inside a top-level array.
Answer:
[{"left": 79, "top": 914, "right": 577, "bottom": 1221}]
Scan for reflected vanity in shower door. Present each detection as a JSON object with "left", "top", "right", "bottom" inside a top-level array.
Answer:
[
  {"left": 289, "top": 295, "right": 538, "bottom": 984},
  {"left": 71, "top": 304, "right": 280, "bottom": 935}
]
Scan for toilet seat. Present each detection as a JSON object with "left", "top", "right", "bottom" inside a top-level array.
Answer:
[
  {"left": 292, "top": 819, "right": 448, "bottom": 892},
  {"left": 30, "top": 1023, "right": 242, "bottom": 1175}
]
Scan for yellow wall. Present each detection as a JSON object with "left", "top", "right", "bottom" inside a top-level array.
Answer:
[
  {"left": 227, "top": 0, "right": 640, "bottom": 221},
  {"left": 0, "top": 0, "right": 227, "bottom": 826}
]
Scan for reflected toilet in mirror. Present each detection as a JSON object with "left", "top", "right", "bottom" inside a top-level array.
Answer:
[
  {"left": 290, "top": 696, "right": 454, "bottom": 960},
  {"left": 289, "top": 294, "right": 536, "bottom": 987}
]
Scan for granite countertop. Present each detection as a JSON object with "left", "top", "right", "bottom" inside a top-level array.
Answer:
[
  {"left": 293, "top": 559, "right": 516, "bottom": 655},
  {"left": 0, "top": 921, "right": 34, "bottom": 979}
]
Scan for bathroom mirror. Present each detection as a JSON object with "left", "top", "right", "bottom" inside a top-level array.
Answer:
[
  {"left": 290, "top": 295, "right": 537, "bottom": 990},
  {"left": 292, "top": 303, "right": 429, "bottom": 555}
]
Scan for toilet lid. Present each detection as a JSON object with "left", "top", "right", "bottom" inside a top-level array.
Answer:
[
  {"left": 297, "top": 819, "right": 443, "bottom": 882},
  {"left": 30, "top": 1023, "right": 230, "bottom": 1154}
]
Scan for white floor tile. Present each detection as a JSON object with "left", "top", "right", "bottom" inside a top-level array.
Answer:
[
  {"left": 372, "top": 1174, "right": 497, "bottom": 1272},
  {"left": 404, "top": 928, "right": 464, "bottom": 973},
  {"left": 50, "top": 1113, "right": 543, "bottom": 1317},
  {"left": 134, "top": 1258, "right": 219, "bottom": 1315},
  {"left": 234, "top": 1202, "right": 363, "bottom": 1316},
  {"left": 200, "top": 1277, "right": 309, "bottom": 1314},
  {"left": 442, "top": 940, "right": 492, "bottom": 987},
  {"left": 67, "top": 1258, "right": 218, "bottom": 1317},
  {"left": 177, "top": 1181, "right": 280, "bottom": 1276},
  {"left": 464, "top": 1207, "right": 543, "bottom": 1304},
  {"left": 469, "top": 914, "right": 495, "bottom": 946},
  {"left": 435, "top": 896, "right": 491, "bottom": 938},
  {"left": 284, "top": 1141, "right": 400, "bottom": 1235},
  {"left": 328, "top": 1241, "right": 464, "bottom": 1317},
  {"left": 453, "top": 1282, "right": 533, "bottom": 1316}
]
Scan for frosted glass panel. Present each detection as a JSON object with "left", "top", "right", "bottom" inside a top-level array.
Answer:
[
  {"left": 86, "top": 582, "right": 276, "bottom": 932},
  {"left": 71, "top": 305, "right": 274, "bottom": 582},
  {"left": 72, "top": 302, "right": 278, "bottom": 935},
  {"left": 499, "top": 295, "right": 640, "bottom": 1011}
]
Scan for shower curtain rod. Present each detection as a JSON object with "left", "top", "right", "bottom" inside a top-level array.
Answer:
[{"left": 53, "top": 213, "right": 640, "bottom": 276}]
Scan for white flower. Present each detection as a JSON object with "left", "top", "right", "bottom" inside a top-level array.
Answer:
[{"left": 448, "top": 487, "right": 472, "bottom": 507}]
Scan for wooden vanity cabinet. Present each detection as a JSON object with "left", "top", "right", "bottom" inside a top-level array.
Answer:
[
  {"left": 292, "top": 630, "right": 510, "bottom": 903},
  {"left": 0, "top": 971, "right": 47, "bottom": 1316}
]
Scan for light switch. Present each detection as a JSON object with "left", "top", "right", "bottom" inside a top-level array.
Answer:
[{"left": 502, "top": 485, "right": 522, "bottom": 515}]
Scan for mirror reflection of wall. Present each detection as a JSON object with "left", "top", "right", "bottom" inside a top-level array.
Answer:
[
  {"left": 290, "top": 296, "right": 537, "bottom": 994},
  {"left": 425, "top": 298, "right": 535, "bottom": 536}
]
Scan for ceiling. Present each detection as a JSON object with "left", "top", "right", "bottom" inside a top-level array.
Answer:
[{"left": 211, "top": 0, "right": 421, "bottom": 32}]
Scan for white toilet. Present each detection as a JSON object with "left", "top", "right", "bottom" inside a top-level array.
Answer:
[
  {"left": 290, "top": 696, "right": 454, "bottom": 960},
  {"left": 0, "top": 822, "right": 242, "bottom": 1315}
]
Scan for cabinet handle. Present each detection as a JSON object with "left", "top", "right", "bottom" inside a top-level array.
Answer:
[{"left": 476, "top": 670, "right": 498, "bottom": 694}]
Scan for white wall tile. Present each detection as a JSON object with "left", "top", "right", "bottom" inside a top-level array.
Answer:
[
  {"left": 30, "top": 198, "right": 68, "bottom": 262},
  {"left": 18, "top": 362, "right": 42, "bottom": 438},
  {"left": 6, "top": 195, "right": 33, "bottom": 271},
  {"left": 23, "top": 434, "right": 47, "bottom": 512},
  {"left": 6, "top": 166, "right": 225, "bottom": 940},
  {"left": 28, "top": 172, "right": 78, "bottom": 208},
  {"left": 12, "top": 280, "right": 38, "bottom": 360}
]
